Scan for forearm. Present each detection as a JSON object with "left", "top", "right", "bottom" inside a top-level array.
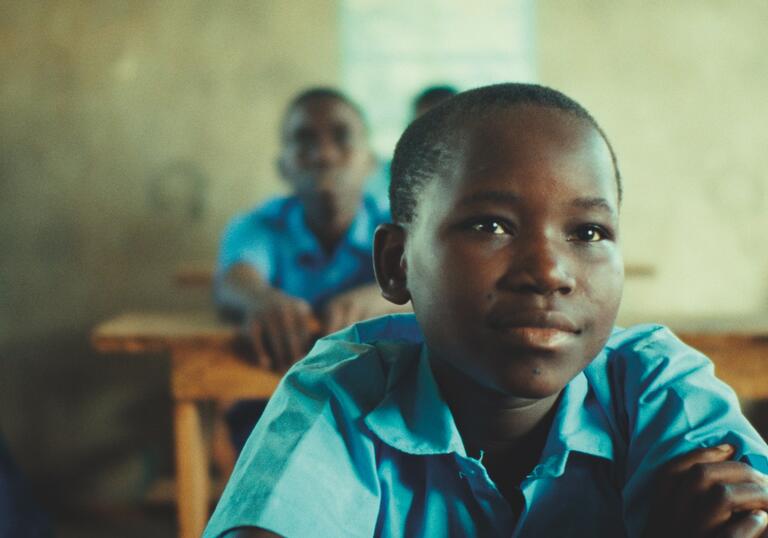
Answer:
[{"left": 215, "top": 263, "right": 278, "bottom": 315}]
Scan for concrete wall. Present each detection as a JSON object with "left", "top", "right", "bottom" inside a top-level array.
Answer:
[
  {"left": 537, "top": 0, "right": 768, "bottom": 319},
  {"left": 0, "top": 0, "right": 339, "bottom": 506}
]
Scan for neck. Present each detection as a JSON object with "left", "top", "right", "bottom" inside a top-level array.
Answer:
[
  {"left": 305, "top": 212, "right": 352, "bottom": 254},
  {"left": 430, "top": 358, "right": 561, "bottom": 457},
  {"left": 302, "top": 191, "right": 361, "bottom": 254},
  {"left": 430, "top": 357, "right": 563, "bottom": 507}
]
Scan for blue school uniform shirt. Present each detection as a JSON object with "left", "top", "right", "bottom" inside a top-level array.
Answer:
[
  {"left": 362, "top": 159, "right": 390, "bottom": 215},
  {"left": 216, "top": 190, "right": 389, "bottom": 310},
  {"left": 204, "top": 314, "right": 768, "bottom": 538}
]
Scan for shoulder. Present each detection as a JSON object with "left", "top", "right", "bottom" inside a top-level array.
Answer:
[
  {"left": 604, "top": 323, "right": 686, "bottom": 356},
  {"left": 583, "top": 323, "right": 724, "bottom": 426},
  {"left": 285, "top": 314, "right": 424, "bottom": 414},
  {"left": 589, "top": 326, "right": 768, "bottom": 531},
  {"left": 323, "top": 313, "right": 423, "bottom": 346},
  {"left": 585, "top": 323, "right": 767, "bottom": 462},
  {"left": 587, "top": 323, "right": 712, "bottom": 385},
  {"left": 224, "top": 195, "right": 300, "bottom": 234},
  {"left": 268, "top": 316, "right": 424, "bottom": 432},
  {"left": 204, "top": 316, "right": 423, "bottom": 538}
]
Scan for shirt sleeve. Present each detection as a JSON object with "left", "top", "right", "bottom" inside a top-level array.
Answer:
[
  {"left": 216, "top": 212, "right": 277, "bottom": 283},
  {"left": 203, "top": 343, "right": 386, "bottom": 538},
  {"left": 616, "top": 326, "right": 768, "bottom": 536}
]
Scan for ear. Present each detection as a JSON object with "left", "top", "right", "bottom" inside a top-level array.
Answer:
[
  {"left": 275, "top": 154, "right": 288, "bottom": 181},
  {"left": 373, "top": 223, "right": 411, "bottom": 305},
  {"left": 276, "top": 154, "right": 291, "bottom": 186},
  {"left": 366, "top": 149, "right": 376, "bottom": 170}
]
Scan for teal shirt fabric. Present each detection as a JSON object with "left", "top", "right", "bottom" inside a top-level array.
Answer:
[
  {"left": 216, "top": 190, "right": 390, "bottom": 310},
  {"left": 204, "top": 314, "right": 768, "bottom": 538},
  {"left": 361, "top": 159, "right": 391, "bottom": 216}
]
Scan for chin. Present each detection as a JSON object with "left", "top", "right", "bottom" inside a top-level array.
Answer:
[{"left": 489, "top": 364, "right": 570, "bottom": 400}]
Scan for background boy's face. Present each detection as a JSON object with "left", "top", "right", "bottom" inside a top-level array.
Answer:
[
  {"left": 279, "top": 96, "right": 373, "bottom": 215},
  {"left": 405, "top": 105, "right": 624, "bottom": 398}
]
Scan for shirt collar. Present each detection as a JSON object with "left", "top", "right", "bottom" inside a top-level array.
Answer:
[
  {"left": 287, "top": 193, "right": 380, "bottom": 258},
  {"left": 364, "top": 345, "right": 466, "bottom": 456},
  {"left": 365, "top": 340, "right": 615, "bottom": 472},
  {"left": 285, "top": 197, "right": 319, "bottom": 256},
  {"left": 531, "top": 366, "right": 615, "bottom": 479}
]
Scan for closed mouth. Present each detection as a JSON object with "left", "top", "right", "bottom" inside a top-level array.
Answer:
[{"left": 487, "top": 310, "right": 581, "bottom": 334}]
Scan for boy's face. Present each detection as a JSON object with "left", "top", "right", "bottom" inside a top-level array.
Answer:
[
  {"left": 279, "top": 96, "right": 373, "bottom": 216},
  {"left": 405, "top": 105, "right": 623, "bottom": 398}
]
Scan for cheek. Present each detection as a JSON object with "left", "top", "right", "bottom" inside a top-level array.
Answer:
[
  {"left": 416, "top": 254, "right": 504, "bottom": 336},
  {"left": 343, "top": 147, "right": 369, "bottom": 167},
  {"left": 581, "top": 262, "right": 624, "bottom": 329}
]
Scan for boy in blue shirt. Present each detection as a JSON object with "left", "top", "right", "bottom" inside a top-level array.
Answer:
[
  {"left": 206, "top": 84, "right": 768, "bottom": 537},
  {"left": 217, "top": 88, "right": 409, "bottom": 448}
]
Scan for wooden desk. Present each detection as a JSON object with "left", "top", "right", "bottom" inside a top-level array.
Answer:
[
  {"left": 92, "top": 311, "right": 768, "bottom": 537},
  {"left": 92, "top": 311, "right": 281, "bottom": 538},
  {"left": 174, "top": 263, "right": 215, "bottom": 289}
]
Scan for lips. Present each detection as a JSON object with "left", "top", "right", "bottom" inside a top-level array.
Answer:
[
  {"left": 487, "top": 310, "right": 580, "bottom": 333},
  {"left": 487, "top": 310, "right": 581, "bottom": 350}
]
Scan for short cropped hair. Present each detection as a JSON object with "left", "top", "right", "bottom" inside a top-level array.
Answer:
[
  {"left": 282, "top": 87, "right": 368, "bottom": 136},
  {"left": 390, "top": 83, "right": 622, "bottom": 224}
]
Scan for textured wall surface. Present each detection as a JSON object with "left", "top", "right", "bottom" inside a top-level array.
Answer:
[
  {"left": 0, "top": 0, "right": 338, "bottom": 506},
  {"left": 537, "top": 0, "right": 768, "bottom": 318}
]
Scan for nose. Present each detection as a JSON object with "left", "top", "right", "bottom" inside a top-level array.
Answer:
[
  {"left": 308, "top": 135, "right": 342, "bottom": 170},
  {"left": 501, "top": 237, "right": 576, "bottom": 296}
]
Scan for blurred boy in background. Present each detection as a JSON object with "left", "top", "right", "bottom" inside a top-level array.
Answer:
[{"left": 216, "top": 88, "right": 408, "bottom": 450}]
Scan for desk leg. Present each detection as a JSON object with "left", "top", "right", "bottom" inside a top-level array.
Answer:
[{"left": 174, "top": 400, "right": 209, "bottom": 538}]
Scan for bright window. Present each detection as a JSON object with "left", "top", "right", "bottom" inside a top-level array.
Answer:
[{"left": 340, "top": 0, "right": 536, "bottom": 157}]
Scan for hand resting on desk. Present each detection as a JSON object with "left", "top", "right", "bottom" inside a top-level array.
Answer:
[
  {"left": 241, "top": 289, "right": 320, "bottom": 372},
  {"left": 244, "top": 283, "right": 408, "bottom": 371},
  {"left": 321, "top": 283, "right": 410, "bottom": 335}
]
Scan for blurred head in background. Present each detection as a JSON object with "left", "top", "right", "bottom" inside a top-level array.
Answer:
[
  {"left": 412, "top": 84, "right": 459, "bottom": 118},
  {"left": 278, "top": 88, "right": 375, "bottom": 235}
]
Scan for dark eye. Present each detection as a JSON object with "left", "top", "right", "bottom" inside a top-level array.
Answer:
[
  {"left": 292, "top": 128, "right": 316, "bottom": 148},
  {"left": 570, "top": 225, "right": 608, "bottom": 242},
  {"left": 470, "top": 219, "right": 510, "bottom": 236},
  {"left": 334, "top": 125, "right": 351, "bottom": 146}
]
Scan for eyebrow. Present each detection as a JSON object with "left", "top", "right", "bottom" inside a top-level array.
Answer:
[
  {"left": 570, "top": 197, "right": 616, "bottom": 214},
  {"left": 457, "top": 191, "right": 617, "bottom": 215}
]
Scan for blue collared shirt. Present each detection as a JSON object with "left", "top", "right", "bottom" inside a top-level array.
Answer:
[
  {"left": 362, "top": 159, "right": 391, "bottom": 216},
  {"left": 216, "top": 191, "right": 389, "bottom": 310},
  {"left": 204, "top": 314, "right": 768, "bottom": 538}
]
